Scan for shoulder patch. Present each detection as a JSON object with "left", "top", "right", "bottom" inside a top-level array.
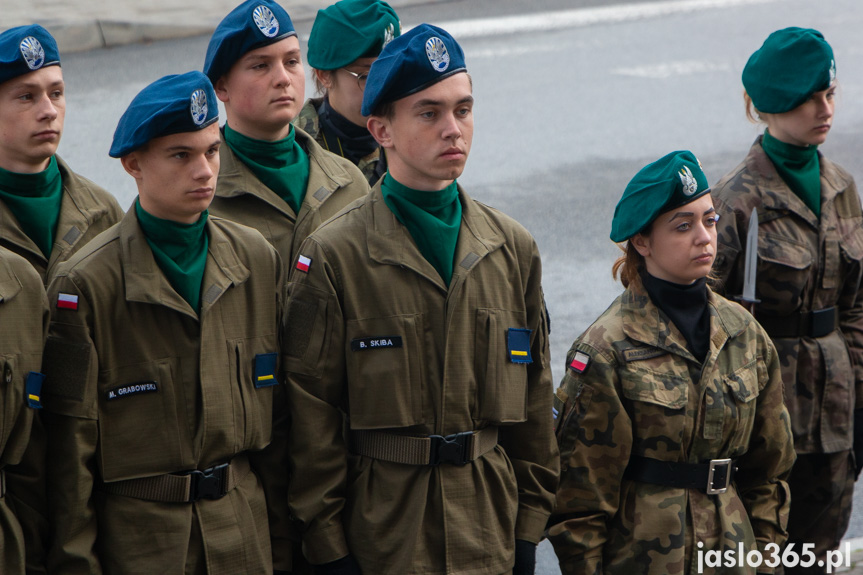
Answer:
[
  {"left": 296, "top": 255, "right": 312, "bottom": 273},
  {"left": 622, "top": 346, "right": 668, "bottom": 363},
  {"left": 569, "top": 351, "right": 590, "bottom": 373}
]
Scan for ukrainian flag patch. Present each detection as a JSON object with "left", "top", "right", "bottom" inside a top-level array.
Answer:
[
  {"left": 254, "top": 353, "right": 279, "bottom": 388},
  {"left": 507, "top": 328, "right": 533, "bottom": 364},
  {"left": 26, "top": 372, "right": 45, "bottom": 409}
]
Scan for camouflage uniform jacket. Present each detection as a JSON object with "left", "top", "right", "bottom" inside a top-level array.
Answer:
[
  {"left": 547, "top": 281, "right": 795, "bottom": 575},
  {"left": 40, "top": 208, "right": 290, "bottom": 574},
  {"left": 0, "top": 155, "right": 123, "bottom": 286},
  {"left": 0, "top": 247, "right": 49, "bottom": 575},
  {"left": 284, "top": 182, "right": 560, "bottom": 574},
  {"left": 293, "top": 98, "right": 385, "bottom": 186},
  {"left": 711, "top": 136, "right": 863, "bottom": 454},
  {"left": 209, "top": 125, "right": 370, "bottom": 268}
]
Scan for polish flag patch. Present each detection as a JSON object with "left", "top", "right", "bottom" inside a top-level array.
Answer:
[
  {"left": 57, "top": 293, "right": 79, "bottom": 310},
  {"left": 296, "top": 255, "right": 312, "bottom": 273},
  {"left": 569, "top": 351, "right": 590, "bottom": 374}
]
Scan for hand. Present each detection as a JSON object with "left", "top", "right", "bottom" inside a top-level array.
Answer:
[
  {"left": 315, "top": 555, "right": 361, "bottom": 575},
  {"left": 513, "top": 540, "right": 537, "bottom": 575},
  {"left": 854, "top": 409, "right": 863, "bottom": 480}
]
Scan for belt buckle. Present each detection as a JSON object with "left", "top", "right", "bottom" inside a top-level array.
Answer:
[
  {"left": 429, "top": 432, "right": 472, "bottom": 466},
  {"left": 706, "top": 458, "right": 732, "bottom": 495},
  {"left": 188, "top": 463, "right": 228, "bottom": 502}
]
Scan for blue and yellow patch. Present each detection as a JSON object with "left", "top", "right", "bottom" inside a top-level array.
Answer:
[
  {"left": 254, "top": 353, "right": 279, "bottom": 388},
  {"left": 26, "top": 371, "right": 45, "bottom": 409},
  {"left": 507, "top": 328, "right": 533, "bottom": 364}
]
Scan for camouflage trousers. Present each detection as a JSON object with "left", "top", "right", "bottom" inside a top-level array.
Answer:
[{"left": 784, "top": 451, "right": 854, "bottom": 575}]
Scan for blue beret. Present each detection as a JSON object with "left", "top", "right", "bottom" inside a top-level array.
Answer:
[
  {"left": 0, "top": 24, "right": 60, "bottom": 86},
  {"left": 110, "top": 71, "right": 219, "bottom": 158},
  {"left": 361, "top": 23, "right": 466, "bottom": 116},
  {"left": 204, "top": 0, "right": 297, "bottom": 84},
  {"left": 610, "top": 151, "right": 711, "bottom": 243}
]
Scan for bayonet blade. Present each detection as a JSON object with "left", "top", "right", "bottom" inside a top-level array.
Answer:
[{"left": 741, "top": 208, "right": 760, "bottom": 304}]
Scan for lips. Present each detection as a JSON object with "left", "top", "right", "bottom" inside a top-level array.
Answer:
[{"left": 440, "top": 147, "right": 465, "bottom": 160}]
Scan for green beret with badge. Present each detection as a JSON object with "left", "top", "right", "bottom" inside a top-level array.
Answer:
[
  {"left": 743, "top": 27, "right": 835, "bottom": 114},
  {"left": 307, "top": 0, "right": 401, "bottom": 71},
  {"left": 610, "top": 150, "right": 710, "bottom": 242}
]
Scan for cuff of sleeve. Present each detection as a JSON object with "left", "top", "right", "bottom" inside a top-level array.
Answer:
[
  {"left": 303, "top": 522, "right": 350, "bottom": 566},
  {"left": 515, "top": 506, "right": 552, "bottom": 544}
]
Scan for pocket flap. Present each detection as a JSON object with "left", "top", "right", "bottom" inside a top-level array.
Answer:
[{"left": 620, "top": 369, "right": 688, "bottom": 409}]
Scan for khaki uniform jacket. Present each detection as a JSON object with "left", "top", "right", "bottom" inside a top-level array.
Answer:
[
  {"left": 284, "top": 183, "right": 560, "bottom": 575},
  {"left": 208, "top": 126, "right": 369, "bottom": 268},
  {"left": 40, "top": 207, "right": 289, "bottom": 574},
  {"left": 0, "top": 155, "right": 124, "bottom": 286},
  {"left": 711, "top": 137, "right": 863, "bottom": 454},
  {"left": 294, "top": 98, "right": 385, "bottom": 186},
  {"left": 0, "top": 248, "right": 49, "bottom": 575},
  {"left": 547, "top": 281, "right": 795, "bottom": 575}
]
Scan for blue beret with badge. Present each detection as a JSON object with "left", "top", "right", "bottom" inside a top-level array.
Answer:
[
  {"left": 0, "top": 24, "right": 60, "bottom": 86},
  {"left": 109, "top": 71, "right": 219, "bottom": 158},
  {"left": 743, "top": 27, "right": 835, "bottom": 114},
  {"left": 610, "top": 150, "right": 710, "bottom": 243},
  {"left": 204, "top": 0, "right": 297, "bottom": 84},
  {"left": 361, "top": 23, "right": 466, "bottom": 116}
]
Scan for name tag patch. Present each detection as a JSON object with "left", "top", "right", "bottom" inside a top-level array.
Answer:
[
  {"left": 351, "top": 336, "right": 403, "bottom": 351},
  {"left": 623, "top": 346, "right": 667, "bottom": 363},
  {"left": 106, "top": 381, "right": 158, "bottom": 401},
  {"left": 254, "top": 353, "right": 279, "bottom": 388},
  {"left": 507, "top": 328, "right": 533, "bottom": 364}
]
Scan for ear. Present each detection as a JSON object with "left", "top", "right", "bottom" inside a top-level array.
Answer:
[
  {"left": 314, "top": 69, "right": 334, "bottom": 91},
  {"left": 630, "top": 233, "right": 652, "bottom": 258},
  {"left": 120, "top": 152, "right": 144, "bottom": 180},
  {"left": 214, "top": 76, "right": 230, "bottom": 103},
  {"left": 367, "top": 116, "right": 393, "bottom": 148}
]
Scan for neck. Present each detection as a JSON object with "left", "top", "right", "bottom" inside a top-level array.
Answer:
[
  {"left": 0, "top": 156, "right": 52, "bottom": 174},
  {"left": 224, "top": 116, "right": 293, "bottom": 142}
]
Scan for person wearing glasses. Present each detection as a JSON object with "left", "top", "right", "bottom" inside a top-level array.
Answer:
[
  {"left": 711, "top": 28, "right": 863, "bottom": 572},
  {"left": 546, "top": 151, "right": 795, "bottom": 575},
  {"left": 204, "top": 0, "right": 369, "bottom": 269},
  {"left": 294, "top": 0, "right": 401, "bottom": 185}
]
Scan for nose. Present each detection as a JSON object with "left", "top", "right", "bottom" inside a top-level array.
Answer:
[
  {"left": 193, "top": 153, "right": 216, "bottom": 181},
  {"left": 441, "top": 111, "right": 462, "bottom": 141},
  {"left": 273, "top": 62, "right": 291, "bottom": 87},
  {"left": 695, "top": 219, "right": 714, "bottom": 246},
  {"left": 815, "top": 93, "right": 833, "bottom": 118},
  {"left": 36, "top": 93, "right": 59, "bottom": 121}
]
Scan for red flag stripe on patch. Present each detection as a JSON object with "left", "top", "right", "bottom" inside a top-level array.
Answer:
[
  {"left": 57, "top": 293, "right": 79, "bottom": 310},
  {"left": 296, "top": 255, "right": 311, "bottom": 273},
  {"left": 569, "top": 351, "right": 589, "bottom": 373}
]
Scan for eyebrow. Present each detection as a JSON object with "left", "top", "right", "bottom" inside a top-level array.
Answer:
[
  {"left": 163, "top": 139, "right": 221, "bottom": 153},
  {"left": 244, "top": 49, "right": 301, "bottom": 62},
  {"left": 12, "top": 80, "right": 64, "bottom": 90},
  {"left": 411, "top": 95, "right": 475, "bottom": 109},
  {"left": 667, "top": 206, "right": 715, "bottom": 222}
]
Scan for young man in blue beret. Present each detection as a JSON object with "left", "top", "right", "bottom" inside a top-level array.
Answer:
[
  {"left": 203, "top": 0, "right": 370, "bottom": 271},
  {"left": 284, "top": 24, "right": 559, "bottom": 575},
  {"left": 40, "top": 71, "right": 291, "bottom": 574},
  {"left": 294, "top": 0, "right": 401, "bottom": 185}
]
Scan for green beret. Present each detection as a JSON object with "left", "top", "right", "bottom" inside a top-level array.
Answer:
[
  {"left": 743, "top": 27, "right": 835, "bottom": 114},
  {"left": 307, "top": 0, "right": 400, "bottom": 71},
  {"left": 610, "top": 151, "right": 710, "bottom": 243}
]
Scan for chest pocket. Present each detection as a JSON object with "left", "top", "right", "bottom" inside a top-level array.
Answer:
[
  {"left": 707, "top": 362, "right": 760, "bottom": 452},
  {"left": 230, "top": 337, "right": 277, "bottom": 451},
  {"left": 756, "top": 231, "right": 813, "bottom": 312},
  {"left": 0, "top": 355, "right": 28, "bottom": 464},
  {"left": 345, "top": 313, "right": 425, "bottom": 429},
  {"left": 98, "top": 359, "right": 184, "bottom": 481},
  {"left": 620, "top": 367, "right": 688, "bottom": 453},
  {"left": 475, "top": 309, "right": 529, "bottom": 424}
]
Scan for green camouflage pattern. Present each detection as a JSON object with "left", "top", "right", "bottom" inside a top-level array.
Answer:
[
  {"left": 711, "top": 137, "right": 863, "bottom": 455},
  {"left": 547, "top": 280, "right": 795, "bottom": 575},
  {"left": 293, "top": 98, "right": 384, "bottom": 186}
]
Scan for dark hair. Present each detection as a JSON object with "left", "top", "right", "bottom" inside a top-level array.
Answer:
[
  {"left": 612, "top": 240, "right": 645, "bottom": 288},
  {"left": 371, "top": 100, "right": 396, "bottom": 119}
]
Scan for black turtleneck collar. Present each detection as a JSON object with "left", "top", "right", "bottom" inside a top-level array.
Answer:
[
  {"left": 317, "top": 96, "right": 379, "bottom": 164},
  {"left": 640, "top": 269, "right": 711, "bottom": 363}
]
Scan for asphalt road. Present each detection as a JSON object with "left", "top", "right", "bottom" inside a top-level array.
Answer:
[{"left": 49, "top": 0, "right": 863, "bottom": 572}]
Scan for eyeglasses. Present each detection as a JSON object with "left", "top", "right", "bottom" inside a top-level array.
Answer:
[{"left": 341, "top": 69, "right": 369, "bottom": 91}]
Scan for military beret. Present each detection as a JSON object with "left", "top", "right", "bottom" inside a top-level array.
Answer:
[
  {"left": 110, "top": 71, "right": 219, "bottom": 158},
  {"left": 0, "top": 24, "right": 60, "bottom": 86},
  {"left": 361, "top": 23, "right": 465, "bottom": 116},
  {"left": 308, "top": 0, "right": 401, "bottom": 71},
  {"left": 610, "top": 150, "right": 710, "bottom": 243},
  {"left": 743, "top": 27, "right": 835, "bottom": 114},
  {"left": 203, "top": 0, "right": 297, "bottom": 84}
]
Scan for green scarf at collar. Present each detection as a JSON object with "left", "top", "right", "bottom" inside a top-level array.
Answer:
[
  {"left": 135, "top": 199, "right": 209, "bottom": 314},
  {"left": 381, "top": 173, "right": 462, "bottom": 286},
  {"left": 0, "top": 156, "right": 63, "bottom": 257},
  {"left": 224, "top": 123, "right": 310, "bottom": 215},
  {"left": 761, "top": 130, "right": 821, "bottom": 217}
]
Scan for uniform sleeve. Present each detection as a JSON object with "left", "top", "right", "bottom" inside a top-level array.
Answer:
[
  {"left": 283, "top": 238, "right": 351, "bottom": 565},
  {"left": 498, "top": 247, "right": 560, "bottom": 543},
  {"left": 545, "top": 341, "right": 630, "bottom": 575},
  {"left": 835, "top": 179, "right": 863, "bottom": 409},
  {"left": 41, "top": 273, "right": 102, "bottom": 575},
  {"left": 735, "top": 332, "right": 795, "bottom": 564},
  {"left": 246, "top": 246, "right": 293, "bottom": 571}
]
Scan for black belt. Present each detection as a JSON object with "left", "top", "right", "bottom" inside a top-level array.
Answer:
[
  {"left": 624, "top": 455, "right": 737, "bottom": 495},
  {"left": 756, "top": 307, "right": 837, "bottom": 339}
]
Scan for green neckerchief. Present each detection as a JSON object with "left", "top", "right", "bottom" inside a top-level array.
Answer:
[
  {"left": 135, "top": 199, "right": 209, "bottom": 314},
  {"left": 0, "top": 156, "right": 63, "bottom": 257},
  {"left": 381, "top": 173, "right": 461, "bottom": 286},
  {"left": 761, "top": 129, "right": 821, "bottom": 217},
  {"left": 224, "top": 123, "right": 310, "bottom": 214}
]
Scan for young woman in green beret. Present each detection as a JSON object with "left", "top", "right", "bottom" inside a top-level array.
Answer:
[
  {"left": 294, "top": 0, "right": 401, "bottom": 185},
  {"left": 547, "top": 151, "right": 795, "bottom": 575},
  {"left": 711, "top": 28, "right": 863, "bottom": 571}
]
